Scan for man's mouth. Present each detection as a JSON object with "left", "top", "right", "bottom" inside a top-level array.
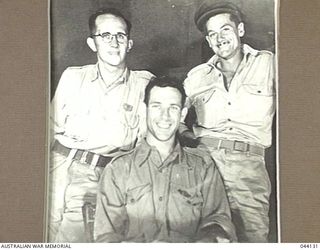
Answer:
[
  {"left": 108, "top": 51, "right": 120, "bottom": 55},
  {"left": 156, "top": 122, "right": 171, "bottom": 129},
  {"left": 217, "top": 40, "right": 230, "bottom": 48}
]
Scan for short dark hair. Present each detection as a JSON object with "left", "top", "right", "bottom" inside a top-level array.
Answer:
[
  {"left": 88, "top": 8, "right": 132, "bottom": 35},
  {"left": 204, "top": 12, "right": 241, "bottom": 34},
  {"left": 144, "top": 76, "right": 187, "bottom": 107}
]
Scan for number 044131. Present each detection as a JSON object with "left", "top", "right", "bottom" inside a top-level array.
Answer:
[{"left": 300, "top": 244, "right": 318, "bottom": 248}]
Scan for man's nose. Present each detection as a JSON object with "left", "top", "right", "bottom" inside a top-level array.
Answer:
[
  {"left": 216, "top": 32, "right": 223, "bottom": 42},
  {"left": 109, "top": 35, "right": 119, "bottom": 47},
  {"left": 161, "top": 108, "right": 170, "bottom": 119}
]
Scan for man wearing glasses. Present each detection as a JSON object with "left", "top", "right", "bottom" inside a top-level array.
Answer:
[
  {"left": 181, "top": 1, "right": 275, "bottom": 242},
  {"left": 48, "top": 8, "right": 153, "bottom": 242}
]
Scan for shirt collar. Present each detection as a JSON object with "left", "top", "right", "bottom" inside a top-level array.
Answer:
[
  {"left": 134, "top": 138, "right": 185, "bottom": 167},
  {"left": 207, "top": 44, "right": 259, "bottom": 67},
  {"left": 90, "top": 63, "right": 130, "bottom": 85}
]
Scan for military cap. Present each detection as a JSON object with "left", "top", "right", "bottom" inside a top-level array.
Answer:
[{"left": 194, "top": 1, "right": 242, "bottom": 31}]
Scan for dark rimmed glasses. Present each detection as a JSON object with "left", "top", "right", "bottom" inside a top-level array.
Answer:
[{"left": 91, "top": 32, "right": 128, "bottom": 44}]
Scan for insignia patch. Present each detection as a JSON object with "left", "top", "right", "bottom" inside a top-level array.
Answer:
[{"left": 123, "top": 103, "right": 133, "bottom": 111}]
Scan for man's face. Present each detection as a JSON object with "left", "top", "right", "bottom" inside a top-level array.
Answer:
[
  {"left": 88, "top": 14, "right": 132, "bottom": 68},
  {"left": 205, "top": 13, "right": 244, "bottom": 60},
  {"left": 146, "top": 86, "right": 184, "bottom": 143}
]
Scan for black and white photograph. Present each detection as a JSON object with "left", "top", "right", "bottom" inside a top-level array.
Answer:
[{"left": 47, "top": 0, "right": 278, "bottom": 243}]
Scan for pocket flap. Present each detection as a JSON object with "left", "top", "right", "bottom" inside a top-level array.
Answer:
[
  {"left": 243, "top": 83, "right": 273, "bottom": 96},
  {"left": 126, "top": 183, "right": 152, "bottom": 204}
]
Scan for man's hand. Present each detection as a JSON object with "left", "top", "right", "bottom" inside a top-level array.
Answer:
[
  {"left": 179, "top": 130, "right": 199, "bottom": 148},
  {"left": 216, "top": 236, "right": 231, "bottom": 243}
]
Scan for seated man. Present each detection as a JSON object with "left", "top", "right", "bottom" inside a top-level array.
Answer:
[{"left": 94, "top": 76, "right": 236, "bottom": 242}]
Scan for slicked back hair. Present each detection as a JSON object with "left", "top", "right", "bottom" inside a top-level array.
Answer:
[
  {"left": 88, "top": 8, "right": 132, "bottom": 36},
  {"left": 144, "top": 76, "right": 187, "bottom": 107}
]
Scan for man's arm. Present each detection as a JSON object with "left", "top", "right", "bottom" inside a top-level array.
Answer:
[
  {"left": 94, "top": 162, "right": 128, "bottom": 242},
  {"left": 197, "top": 158, "right": 237, "bottom": 242},
  {"left": 50, "top": 68, "right": 76, "bottom": 146}
]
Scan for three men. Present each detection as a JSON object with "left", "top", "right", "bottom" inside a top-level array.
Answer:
[
  {"left": 48, "top": 8, "right": 153, "bottom": 242},
  {"left": 182, "top": 1, "right": 275, "bottom": 242},
  {"left": 94, "top": 77, "right": 236, "bottom": 242}
]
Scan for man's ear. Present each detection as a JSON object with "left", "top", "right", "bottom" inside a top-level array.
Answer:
[
  {"left": 205, "top": 35, "right": 213, "bottom": 49},
  {"left": 180, "top": 107, "right": 188, "bottom": 122},
  {"left": 127, "top": 39, "right": 133, "bottom": 52},
  {"left": 238, "top": 22, "right": 245, "bottom": 38},
  {"left": 87, "top": 37, "right": 97, "bottom": 52}
]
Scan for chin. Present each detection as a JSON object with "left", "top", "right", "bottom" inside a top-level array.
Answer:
[{"left": 106, "top": 60, "right": 122, "bottom": 66}]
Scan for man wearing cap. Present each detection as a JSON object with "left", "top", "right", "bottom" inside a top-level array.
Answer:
[
  {"left": 181, "top": 0, "right": 275, "bottom": 242},
  {"left": 48, "top": 8, "right": 153, "bottom": 242}
]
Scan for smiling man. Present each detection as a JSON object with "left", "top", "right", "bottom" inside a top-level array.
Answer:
[
  {"left": 94, "top": 76, "right": 236, "bottom": 243},
  {"left": 181, "top": 1, "right": 276, "bottom": 243},
  {"left": 48, "top": 8, "right": 153, "bottom": 242}
]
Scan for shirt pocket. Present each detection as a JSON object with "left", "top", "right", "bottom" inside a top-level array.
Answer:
[
  {"left": 125, "top": 183, "right": 154, "bottom": 239},
  {"left": 126, "top": 183, "right": 152, "bottom": 205},
  {"left": 240, "top": 83, "right": 275, "bottom": 121},
  {"left": 242, "top": 83, "right": 274, "bottom": 97},
  {"left": 168, "top": 182, "right": 203, "bottom": 237},
  {"left": 193, "top": 89, "right": 218, "bottom": 127},
  {"left": 123, "top": 108, "right": 140, "bottom": 129}
]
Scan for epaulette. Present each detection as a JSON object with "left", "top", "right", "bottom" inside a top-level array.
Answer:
[
  {"left": 133, "top": 70, "right": 155, "bottom": 80},
  {"left": 186, "top": 63, "right": 211, "bottom": 78},
  {"left": 183, "top": 146, "right": 213, "bottom": 167},
  {"left": 108, "top": 148, "right": 136, "bottom": 165},
  {"left": 257, "top": 49, "right": 274, "bottom": 57},
  {"left": 67, "top": 64, "right": 95, "bottom": 70}
]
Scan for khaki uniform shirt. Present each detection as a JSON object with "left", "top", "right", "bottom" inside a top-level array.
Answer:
[
  {"left": 184, "top": 44, "right": 275, "bottom": 147},
  {"left": 94, "top": 139, "right": 236, "bottom": 242},
  {"left": 51, "top": 64, "right": 153, "bottom": 156}
]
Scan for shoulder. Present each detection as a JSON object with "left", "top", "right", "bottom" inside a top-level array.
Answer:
[
  {"left": 245, "top": 44, "right": 274, "bottom": 63},
  {"left": 108, "top": 149, "right": 136, "bottom": 169},
  {"left": 183, "top": 146, "right": 214, "bottom": 168},
  {"left": 183, "top": 62, "right": 215, "bottom": 96},
  {"left": 63, "top": 64, "right": 95, "bottom": 74},
  {"left": 58, "top": 64, "right": 95, "bottom": 83},
  {"left": 130, "top": 70, "right": 155, "bottom": 81},
  {"left": 55, "top": 65, "right": 95, "bottom": 93},
  {"left": 185, "top": 63, "right": 212, "bottom": 80}
]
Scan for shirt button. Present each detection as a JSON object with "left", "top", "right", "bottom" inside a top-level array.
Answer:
[
  {"left": 228, "top": 102, "right": 231, "bottom": 105},
  {"left": 130, "top": 198, "right": 135, "bottom": 203},
  {"left": 229, "top": 128, "right": 233, "bottom": 130},
  {"left": 159, "top": 196, "right": 163, "bottom": 202},
  {"left": 227, "top": 118, "right": 231, "bottom": 121},
  {"left": 257, "top": 90, "right": 261, "bottom": 93}
]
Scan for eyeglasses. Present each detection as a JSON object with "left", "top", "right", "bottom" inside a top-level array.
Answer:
[{"left": 91, "top": 32, "right": 128, "bottom": 44}]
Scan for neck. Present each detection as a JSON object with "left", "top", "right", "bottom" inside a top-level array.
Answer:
[
  {"left": 98, "top": 61, "right": 126, "bottom": 85},
  {"left": 146, "top": 136, "right": 176, "bottom": 162},
  {"left": 219, "top": 49, "right": 244, "bottom": 73}
]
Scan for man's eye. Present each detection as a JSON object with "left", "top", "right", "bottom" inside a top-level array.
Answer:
[
  {"left": 150, "top": 104, "right": 160, "bottom": 109},
  {"left": 208, "top": 33, "right": 217, "bottom": 38},
  {"left": 170, "top": 106, "right": 180, "bottom": 112},
  {"left": 101, "top": 32, "right": 111, "bottom": 38},
  {"left": 117, "top": 33, "right": 125, "bottom": 39}
]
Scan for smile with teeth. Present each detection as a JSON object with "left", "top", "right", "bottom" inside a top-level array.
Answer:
[
  {"left": 217, "top": 40, "right": 230, "bottom": 48},
  {"left": 156, "top": 122, "right": 171, "bottom": 129}
]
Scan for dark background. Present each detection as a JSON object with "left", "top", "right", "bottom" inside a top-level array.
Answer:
[
  {"left": 51, "top": 0, "right": 275, "bottom": 92},
  {"left": 2, "top": 0, "right": 320, "bottom": 243}
]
